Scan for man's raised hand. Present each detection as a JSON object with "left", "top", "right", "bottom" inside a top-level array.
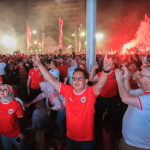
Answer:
[
  {"left": 103, "top": 50, "right": 112, "bottom": 71},
  {"left": 32, "top": 54, "right": 41, "bottom": 66},
  {"left": 115, "top": 69, "right": 123, "bottom": 82}
]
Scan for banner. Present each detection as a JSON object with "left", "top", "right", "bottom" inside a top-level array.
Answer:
[
  {"left": 145, "top": 14, "right": 150, "bottom": 24},
  {"left": 42, "top": 23, "right": 45, "bottom": 53},
  {"left": 27, "top": 23, "right": 31, "bottom": 53},
  {"left": 59, "top": 18, "right": 63, "bottom": 49}
]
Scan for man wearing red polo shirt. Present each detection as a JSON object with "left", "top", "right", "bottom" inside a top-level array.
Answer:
[
  {"left": 32, "top": 51, "right": 112, "bottom": 150},
  {"left": 27, "top": 62, "right": 44, "bottom": 101},
  {"left": 57, "top": 57, "right": 69, "bottom": 82}
]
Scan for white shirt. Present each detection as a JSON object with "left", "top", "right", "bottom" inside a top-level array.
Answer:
[
  {"left": 129, "top": 88, "right": 144, "bottom": 96},
  {"left": 123, "top": 91, "right": 150, "bottom": 149},
  {"left": 0, "top": 62, "right": 6, "bottom": 75},
  {"left": 49, "top": 68, "right": 60, "bottom": 81}
]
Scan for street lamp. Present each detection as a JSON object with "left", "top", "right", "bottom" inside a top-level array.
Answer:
[
  {"left": 81, "top": 32, "right": 85, "bottom": 36},
  {"left": 96, "top": 33, "right": 103, "bottom": 39},
  {"left": 95, "top": 33, "right": 103, "bottom": 53},
  {"left": 33, "top": 30, "right": 36, "bottom": 34}
]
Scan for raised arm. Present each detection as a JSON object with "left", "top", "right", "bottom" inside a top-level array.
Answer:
[
  {"left": 89, "top": 65, "right": 99, "bottom": 82},
  {"left": 115, "top": 69, "right": 139, "bottom": 108},
  {"left": 93, "top": 50, "right": 112, "bottom": 95},
  {"left": 122, "top": 65, "right": 131, "bottom": 91},
  {"left": 32, "top": 54, "right": 60, "bottom": 92}
]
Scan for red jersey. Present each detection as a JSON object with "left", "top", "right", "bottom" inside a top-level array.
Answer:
[
  {"left": 57, "top": 64, "right": 69, "bottom": 82},
  {"left": 0, "top": 100, "right": 24, "bottom": 137},
  {"left": 0, "top": 75, "right": 2, "bottom": 84},
  {"left": 97, "top": 70, "right": 118, "bottom": 97},
  {"left": 21, "top": 55, "right": 27, "bottom": 59},
  {"left": 129, "top": 71, "right": 138, "bottom": 89},
  {"left": 59, "top": 83, "right": 98, "bottom": 141},
  {"left": 28, "top": 68, "right": 44, "bottom": 89}
]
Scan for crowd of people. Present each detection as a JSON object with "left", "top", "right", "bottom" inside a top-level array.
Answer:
[{"left": 0, "top": 49, "right": 150, "bottom": 150}]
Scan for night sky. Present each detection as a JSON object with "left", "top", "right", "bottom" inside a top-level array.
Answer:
[{"left": 0, "top": 0, "right": 150, "bottom": 51}]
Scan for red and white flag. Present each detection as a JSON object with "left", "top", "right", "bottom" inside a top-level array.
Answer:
[
  {"left": 145, "top": 14, "right": 150, "bottom": 23},
  {"left": 59, "top": 18, "right": 63, "bottom": 49},
  {"left": 27, "top": 23, "right": 31, "bottom": 53}
]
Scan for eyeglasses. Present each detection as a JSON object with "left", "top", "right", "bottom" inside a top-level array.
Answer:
[
  {"left": 139, "top": 73, "right": 150, "bottom": 78},
  {"left": 72, "top": 77, "right": 84, "bottom": 81},
  {"left": 0, "top": 89, "right": 7, "bottom": 93}
]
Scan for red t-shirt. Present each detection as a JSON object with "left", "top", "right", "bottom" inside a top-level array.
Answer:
[
  {"left": 21, "top": 55, "right": 27, "bottom": 59},
  {"left": 28, "top": 68, "right": 44, "bottom": 89},
  {"left": 97, "top": 70, "right": 118, "bottom": 97},
  {"left": 129, "top": 71, "right": 138, "bottom": 89},
  {"left": 0, "top": 75, "right": 2, "bottom": 84},
  {"left": 57, "top": 64, "right": 69, "bottom": 82},
  {"left": 59, "top": 83, "right": 98, "bottom": 141},
  {"left": 0, "top": 100, "right": 24, "bottom": 137}
]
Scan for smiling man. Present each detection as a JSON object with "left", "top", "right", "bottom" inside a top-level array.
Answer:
[{"left": 32, "top": 51, "right": 112, "bottom": 150}]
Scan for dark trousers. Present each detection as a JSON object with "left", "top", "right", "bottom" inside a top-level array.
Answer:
[
  {"left": 56, "top": 108, "right": 66, "bottom": 142},
  {"left": 67, "top": 137, "right": 94, "bottom": 150},
  {"left": 29, "top": 88, "right": 42, "bottom": 102},
  {"left": 94, "top": 95, "right": 119, "bottom": 129},
  {"left": 28, "top": 88, "right": 42, "bottom": 116},
  {"left": 20, "top": 84, "right": 27, "bottom": 102}
]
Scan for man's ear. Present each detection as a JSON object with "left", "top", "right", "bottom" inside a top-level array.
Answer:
[{"left": 85, "top": 79, "right": 88, "bottom": 84}]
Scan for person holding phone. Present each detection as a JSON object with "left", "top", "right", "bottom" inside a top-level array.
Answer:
[{"left": 0, "top": 84, "right": 28, "bottom": 150}]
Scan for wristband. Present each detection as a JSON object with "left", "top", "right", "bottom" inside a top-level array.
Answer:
[{"left": 103, "top": 69, "right": 110, "bottom": 73}]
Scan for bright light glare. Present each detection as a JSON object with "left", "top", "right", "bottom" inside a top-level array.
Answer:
[
  {"left": 123, "top": 44, "right": 133, "bottom": 50},
  {"left": 72, "top": 34, "right": 75, "bottom": 36},
  {"left": 96, "top": 34, "right": 103, "bottom": 39},
  {"left": 33, "top": 30, "right": 36, "bottom": 34},
  {"left": 34, "top": 41, "right": 37, "bottom": 44},
  {"left": 1, "top": 36, "right": 16, "bottom": 48},
  {"left": 81, "top": 32, "right": 85, "bottom": 36}
]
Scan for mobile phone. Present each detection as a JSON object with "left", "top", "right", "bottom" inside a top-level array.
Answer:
[
  {"left": 136, "top": 47, "right": 139, "bottom": 52},
  {"left": 16, "top": 137, "right": 21, "bottom": 143}
]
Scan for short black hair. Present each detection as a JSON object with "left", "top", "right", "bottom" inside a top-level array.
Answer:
[
  {"left": 17, "top": 59, "right": 23, "bottom": 64},
  {"left": 52, "top": 60, "right": 57, "bottom": 67},
  {"left": 45, "top": 59, "right": 51, "bottom": 65},
  {"left": 73, "top": 68, "right": 89, "bottom": 79}
]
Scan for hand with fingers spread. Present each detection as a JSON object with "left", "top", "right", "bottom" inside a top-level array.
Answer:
[
  {"left": 115, "top": 69, "right": 123, "bottom": 82},
  {"left": 103, "top": 50, "right": 112, "bottom": 72}
]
